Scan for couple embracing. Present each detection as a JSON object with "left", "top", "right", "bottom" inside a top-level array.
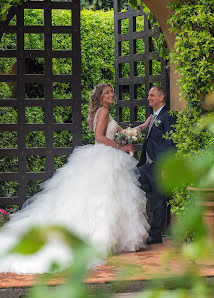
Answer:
[{"left": 0, "top": 83, "right": 176, "bottom": 274}]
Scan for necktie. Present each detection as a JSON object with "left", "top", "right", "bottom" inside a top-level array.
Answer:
[
  {"left": 146, "top": 114, "right": 157, "bottom": 138},
  {"left": 146, "top": 114, "right": 157, "bottom": 164}
]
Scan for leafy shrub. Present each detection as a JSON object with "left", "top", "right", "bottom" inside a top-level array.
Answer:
[
  {"left": 129, "top": 0, "right": 214, "bottom": 216},
  {"left": 167, "top": 0, "right": 214, "bottom": 215},
  {"left": 0, "top": 82, "right": 13, "bottom": 98}
]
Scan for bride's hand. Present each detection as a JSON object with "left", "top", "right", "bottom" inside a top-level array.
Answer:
[
  {"left": 144, "top": 114, "right": 153, "bottom": 127},
  {"left": 119, "top": 144, "right": 134, "bottom": 152}
]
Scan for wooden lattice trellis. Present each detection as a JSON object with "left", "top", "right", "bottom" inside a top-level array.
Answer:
[
  {"left": 0, "top": 0, "right": 169, "bottom": 217},
  {"left": 114, "top": 1, "right": 170, "bottom": 232},
  {"left": 0, "top": 0, "right": 81, "bottom": 208},
  {"left": 114, "top": 0, "right": 169, "bottom": 156}
]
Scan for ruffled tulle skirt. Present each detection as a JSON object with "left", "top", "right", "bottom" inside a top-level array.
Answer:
[{"left": 0, "top": 143, "right": 149, "bottom": 274}]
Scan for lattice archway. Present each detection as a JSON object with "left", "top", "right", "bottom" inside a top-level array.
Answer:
[
  {"left": 0, "top": 0, "right": 81, "bottom": 208},
  {"left": 0, "top": 0, "right": 169, "bottom": 209},
  {"left": 114, "top": 0, "right": 169, "bottom": 157},
  {"left": 114, "top": 1, "right": 170, "bottom": 232}
]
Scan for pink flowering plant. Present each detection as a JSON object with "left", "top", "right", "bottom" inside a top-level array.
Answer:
[
  {"left": 0, "top": 208, "right": 9, "bottom": 227},
  {"left": 5, "top": 205, "right": 19, "bottom": 214},
  {"left": 0, "top": 205, "right": 19, "bottom": 227},
  {"left": 115, "top": 126, "right": 142, "bottom": 156},
  {"left": 0, "top": 209, "right": 7, "bottom": 215}
]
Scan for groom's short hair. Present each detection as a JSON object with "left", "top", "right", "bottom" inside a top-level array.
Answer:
[{"left": 152, "top": 86, "right": 167, "bottom": 102}]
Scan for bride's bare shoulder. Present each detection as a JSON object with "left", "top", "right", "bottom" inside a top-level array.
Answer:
[{"left": 97, "top": 107, "right": 109, "bottom": 121}]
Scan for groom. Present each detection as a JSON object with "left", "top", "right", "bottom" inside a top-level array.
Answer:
[{"left": 137, "top": 86, "right": 176, "bottom": 245}]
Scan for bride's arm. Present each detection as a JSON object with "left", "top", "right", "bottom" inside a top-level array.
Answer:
[
  {"left": 95, "top": 109, "right": 133, "bottom": 152},
  {"left": 117, "top": 115, "right": 152, "bottom": 132},
  {"left": 134, "top": 114, "right": 152, "bottom": 131}
]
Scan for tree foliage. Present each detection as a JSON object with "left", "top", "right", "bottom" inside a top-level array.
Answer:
[
  {"left": 166, "top": 0, "right": 214, "bottom": 214},
  {"left": 0, "top": 0, "right": 129, "bottom": 21},
  {"left": 168, "top": 0, "right": 214, "bottom": 107},
  {"left": 81, "top": 0, "right": 128, "bottom": 10},
  {"left": 0, "top": 0, "right": 26, "bottom": 21}
]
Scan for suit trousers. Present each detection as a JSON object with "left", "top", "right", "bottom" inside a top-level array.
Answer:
[{"left": 138, "top": 163, "right": 166, "bottom": 238}]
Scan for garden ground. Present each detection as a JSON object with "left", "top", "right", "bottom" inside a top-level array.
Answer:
[{"left": 0, "top": 238, "right": 214, "bottom": 297}]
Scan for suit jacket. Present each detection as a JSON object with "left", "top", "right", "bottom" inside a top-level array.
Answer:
[{"left": 138, "top": 105, "right": 176, "bottom": 167}]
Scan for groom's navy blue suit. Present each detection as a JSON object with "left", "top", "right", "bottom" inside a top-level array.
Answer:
[{"left": 137, "top": 105, "right": 176, "bottom": 239}]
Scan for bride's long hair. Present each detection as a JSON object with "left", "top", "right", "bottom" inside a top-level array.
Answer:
[{"left": 88, "top": 83, "right": 114, "bottom": 131}]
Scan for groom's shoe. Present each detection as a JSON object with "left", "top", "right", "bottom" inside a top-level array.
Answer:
[{"left": 146, "top": 236, "right": 162, "bottom": 245}]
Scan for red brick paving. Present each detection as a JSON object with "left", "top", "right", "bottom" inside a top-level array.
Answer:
[{"left": 0, "top": 239, "right": 214, "bottom": 289}]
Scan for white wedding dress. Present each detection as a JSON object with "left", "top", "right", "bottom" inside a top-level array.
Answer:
[{"left": 0, "top": 108, "right": 149, "bottom": 274}]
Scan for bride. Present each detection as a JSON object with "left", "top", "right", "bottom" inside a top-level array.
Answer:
[{"left": 0, "top": 83, "right": 151, "bottom": 274}]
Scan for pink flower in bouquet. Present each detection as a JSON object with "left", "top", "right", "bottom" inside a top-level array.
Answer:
[
  {"left": 131, "top": 129, "right": 138, "bottom": 137},
  {"left": 115, "top": 126, "right": 142, "bottom": 156},
  {"left": 125, "top": 127, "right": 133, "bottom": 137},
  {"left": 0, "top": 209, "right": 7, "bottom": 215}
]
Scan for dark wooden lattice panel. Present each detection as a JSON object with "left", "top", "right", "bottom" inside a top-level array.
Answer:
[
  {"left": 0, "top": 0, "right": 81, "bottom": 208},
  {"left": 114, "top": 1, "right": 169, "bottom": 156}
]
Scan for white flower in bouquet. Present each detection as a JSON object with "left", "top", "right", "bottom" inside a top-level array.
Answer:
[
  {"left": 115, "top": 126, "right": 142, "bottom": 156},
  {"left": 126, "top": 127, "right": 133, "bottom": 137}
]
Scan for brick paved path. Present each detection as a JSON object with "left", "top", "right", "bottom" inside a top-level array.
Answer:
[{"left": 0, "top": 238, "right": 214, "bottom": 292}]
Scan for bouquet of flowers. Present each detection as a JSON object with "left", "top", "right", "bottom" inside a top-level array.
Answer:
[{"left": 115, "top": 126, "right": 142, "bottom": 156}]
